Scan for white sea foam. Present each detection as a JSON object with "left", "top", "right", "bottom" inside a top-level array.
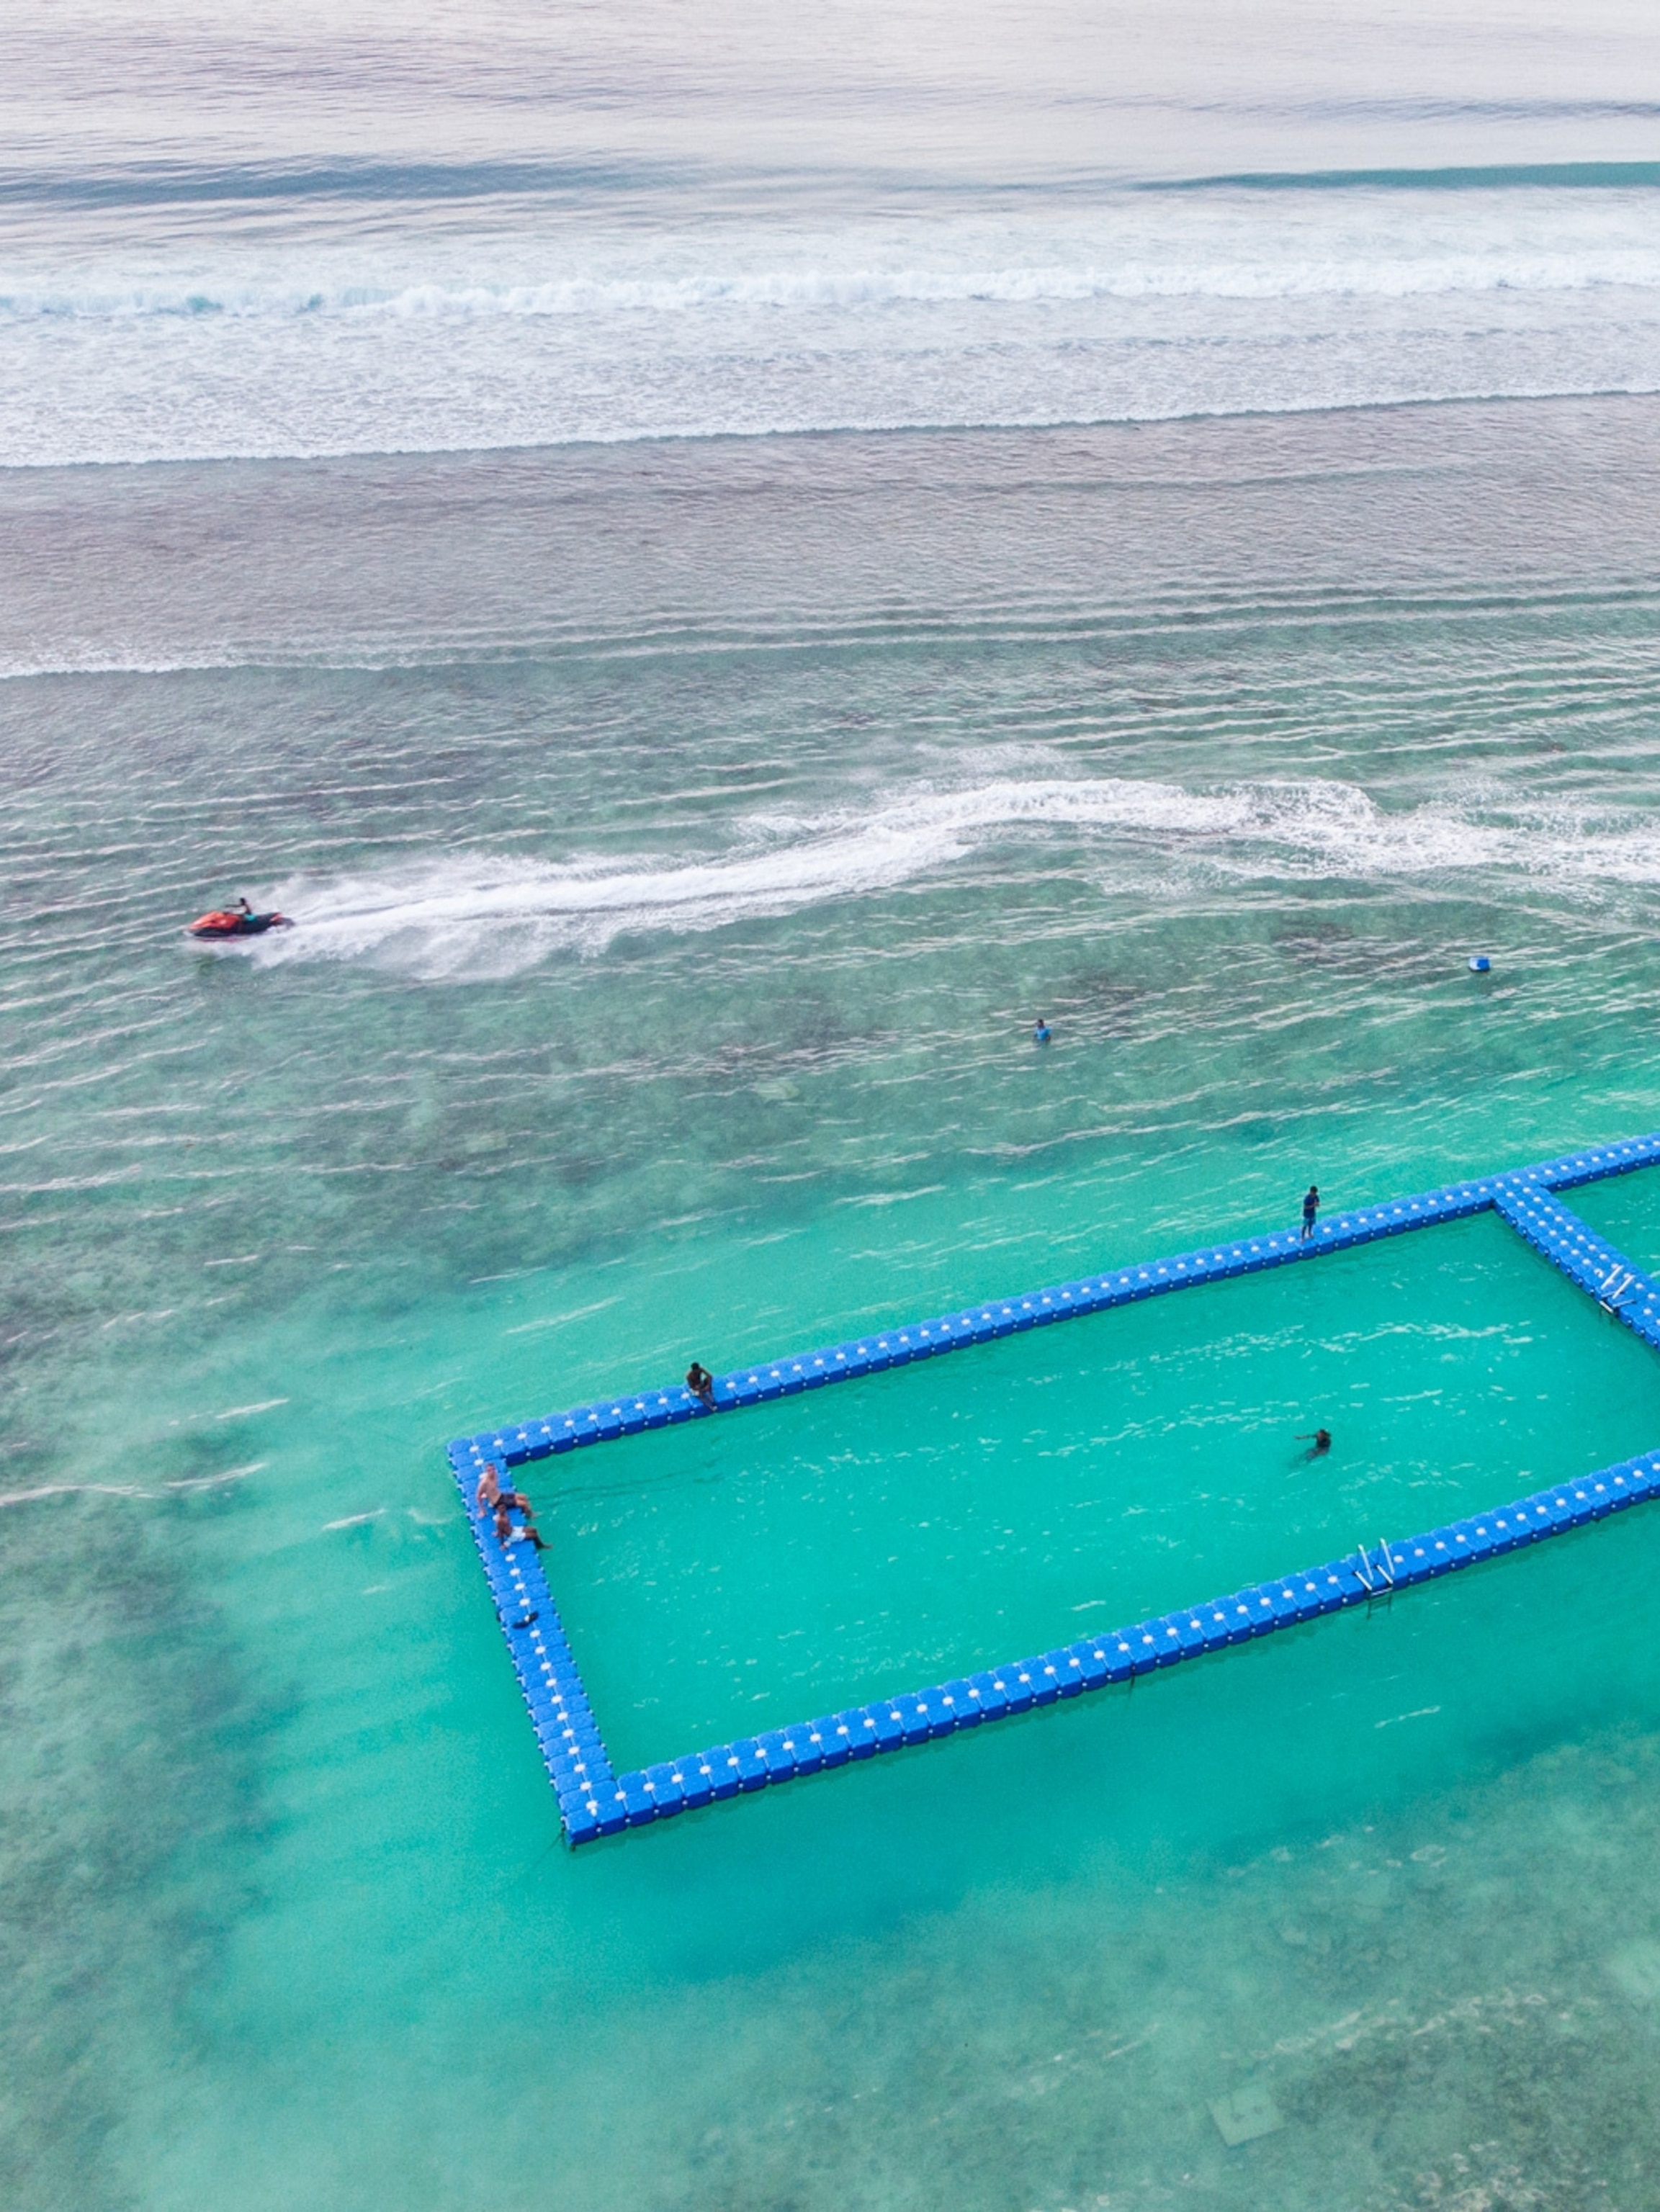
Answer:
[
  {"left": 8, "top": 246, "right": 1660, "bottom": 325},
  {"left": 4, "top": 182, "right": 1660, "bottom": 464},
  {"left": 247, "top": 778, "right": 1660, "bottom": 980}
]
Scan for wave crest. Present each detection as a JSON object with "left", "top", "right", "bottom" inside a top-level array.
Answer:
[{"left": 12, "top": 248, "right": 1660, "bottom": 327}]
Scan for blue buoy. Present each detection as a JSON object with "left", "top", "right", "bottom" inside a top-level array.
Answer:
[{"left": 1468, "top": 954, "right": 1491, "bottom": 974}]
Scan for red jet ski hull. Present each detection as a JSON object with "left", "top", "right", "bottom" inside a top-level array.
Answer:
[{"left": 189, "top": 910, "right": 293, "bottom": 938}]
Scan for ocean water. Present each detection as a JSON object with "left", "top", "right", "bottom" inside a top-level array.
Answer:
[{"left": 8, "top": 4, "right": 1660, "bottom": 2207}]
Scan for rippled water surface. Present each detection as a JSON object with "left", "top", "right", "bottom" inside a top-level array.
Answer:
[{"left": 6, "top": 4, "right": 1660, "bottom": 2208}]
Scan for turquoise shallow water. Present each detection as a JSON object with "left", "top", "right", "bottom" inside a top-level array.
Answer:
[
  {"left": 8, "top": 392, "right": 1660, "bottom": 2208},
  {"left": 557, "top": 1212, "right": 1660, "bottom": 1771}
]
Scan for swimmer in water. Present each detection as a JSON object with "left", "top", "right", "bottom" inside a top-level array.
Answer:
[
  {"left": 1033, "top": 1017, "right": 1051, "bottom": 1046},
  {"left": 1297, "top": 1428, "right": 1332, "bottom": 1457},
  {"left": 686, "top": 1360, "right": 717, "bottom": 1409}
]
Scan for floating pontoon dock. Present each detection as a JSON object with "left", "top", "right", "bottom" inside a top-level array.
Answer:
[{"left": 449, "top": 1131, "right": 1660, "bottom": 1844}]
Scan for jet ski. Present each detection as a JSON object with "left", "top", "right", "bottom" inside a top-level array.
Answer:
[{"left": 189, "top": 908, "right": 293, "bottom": 939}]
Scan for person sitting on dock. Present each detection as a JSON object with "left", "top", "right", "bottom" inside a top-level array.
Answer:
[
  {"left": 476, "top": 1461, "right": 535, "bottom": 1518},
  {"left": 1301, "top": 1184, "right": 1320, "bottom": 1239},
  {"left": 686, "top": 1360, "right": 717, "bottom": 1409},
  {"left": 493, "top": 1496, "right": 546, "bottom": 1551}
]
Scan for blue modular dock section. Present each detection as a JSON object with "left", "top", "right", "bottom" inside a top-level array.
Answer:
[
  {"left": 448, "top": 1129, "right": 1660, "bottom": 1844},
  {"left": 579, "top": 1448, "right": 1660, "bottom": 1842},
  {"left": 450, "top": 1131, "right": 1660, "bottom": 1478},
  {"left": 452, "top": 1449, "right": 617, "bottom": 1831},
  {"left": 1491, "top": 1183, "right": 1660, "bottom": 1349}
]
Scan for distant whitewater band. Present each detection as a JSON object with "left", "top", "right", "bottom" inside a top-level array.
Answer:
[
  {"left": 12, "top": 245, "right": 1660, "bottom": 323},
  {"left": 3, "top": 170, "right": 1659, "bottom": 465}
]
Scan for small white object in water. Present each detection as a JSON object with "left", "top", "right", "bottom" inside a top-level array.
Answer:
[{"left": 1209, "top": 2083, "right": 1285, "bottom": 2146}]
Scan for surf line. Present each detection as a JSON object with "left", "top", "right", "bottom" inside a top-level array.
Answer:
[{"left": 447, "top": 1128, "right": 1660, "bottom": 1844}]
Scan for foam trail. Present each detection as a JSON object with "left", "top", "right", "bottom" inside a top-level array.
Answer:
[{"left": 245, "top": 778, "right": 1660, "bottom": 981}]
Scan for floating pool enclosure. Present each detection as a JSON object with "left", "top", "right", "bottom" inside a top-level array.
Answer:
[{"left": 449, "top": 1132, "right": 1660, "bottom": 1844}]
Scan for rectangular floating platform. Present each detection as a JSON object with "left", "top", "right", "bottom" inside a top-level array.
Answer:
[{"left": 448, "top": 1128, "right": 1660, "bottom": 1844}]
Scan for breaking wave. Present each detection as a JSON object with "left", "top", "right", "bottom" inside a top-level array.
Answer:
[
  {"left": 9, "top": 251, "right": 1660, "bottom": 326},
  {"left": 6, "top": 173, "right": 1660, "bottom": 464}
]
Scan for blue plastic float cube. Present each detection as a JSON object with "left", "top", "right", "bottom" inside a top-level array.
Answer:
[
  {"left": 756, "top": 1732, "right": 797, "bottom": 1781},
  {"left": 673, "top": 1761, "right": 712, "bottom": 1809},
  {"left": 591, "top": 1797, "right": 629, "bottom": 1838},
  {"left": 642, "top": 1766, "right": 686, "bottom": 1815},
  {"left": 562, "top": 1803, "right": 604, "bottom": 1846},
  {"left": 809, "top": 1717, "right": 849, "bottom": 1768},
  {"left": 939, "top": 1679, "right": 980, "bottom": 1727},
  {"left": 838, "top": 1710, "right": 879, "bottom": 1759},
  {"left": 617, "top": 1775, "right": 657, "bottom": 1825},
  {"left": 701, "top": 1750, "right": 739, "bottom": 1801},
  {"left": 968, "top": 1671, "right": 1011, "bottom": 1717},
  {"left": 858, "top": 1707, "right": 897, "bottom": 1751},
  {"left": 726, "top": 1739, "right": 766, "bottom": 1790}
]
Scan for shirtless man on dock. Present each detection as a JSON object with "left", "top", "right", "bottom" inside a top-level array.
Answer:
[{"left": 476, "top": 1460, "right": 534, "bottom": 1515}]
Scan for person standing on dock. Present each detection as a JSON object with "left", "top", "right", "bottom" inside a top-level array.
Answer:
[{"left": 1301, "top": 1184, "right": 1319, "bottom": 1239}]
